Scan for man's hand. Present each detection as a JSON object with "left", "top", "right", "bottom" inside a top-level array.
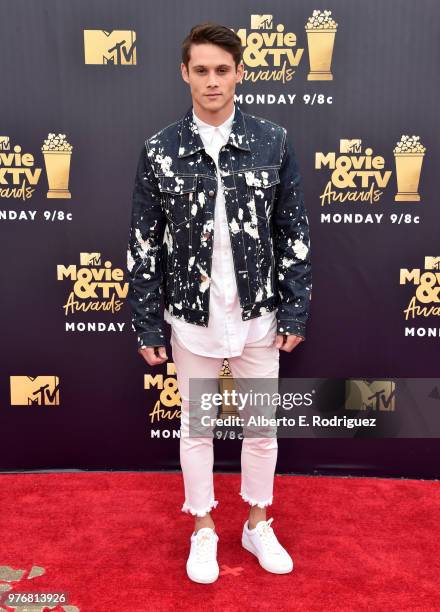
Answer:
[
  {"left": 275, "top": 334, "right": 304, "bottom": 352},
  {"left": 138, "top": 345, "right": 168, "bottom": 366}
]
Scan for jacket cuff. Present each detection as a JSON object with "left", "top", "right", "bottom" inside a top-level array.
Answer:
[
  {"left": 276, "top": 319, "right": 306, "bottom": 339},
  {"left": 137, "top": 330, "right": 166, "bottom": 349}
]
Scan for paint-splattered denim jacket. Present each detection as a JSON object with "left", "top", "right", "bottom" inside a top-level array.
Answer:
[{"left": 126, "top": 103, "right": 312, "bottom": 349}]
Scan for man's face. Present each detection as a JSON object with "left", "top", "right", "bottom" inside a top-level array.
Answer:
[{"left": 181, "top": 42, "right": 243, "bottom": 115}]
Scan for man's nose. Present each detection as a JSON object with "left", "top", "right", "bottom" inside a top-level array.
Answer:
[{"left": 207, "top": 73, "right": 219, "bottom": 87}]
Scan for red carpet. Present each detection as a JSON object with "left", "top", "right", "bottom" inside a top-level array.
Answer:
[{"left": 0, "top": 472, "right": 439, "bottom": 611}]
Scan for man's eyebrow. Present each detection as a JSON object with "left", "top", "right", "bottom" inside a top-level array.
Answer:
[{"left": 192, "top": 64, "right": 232, "bottom": 69}]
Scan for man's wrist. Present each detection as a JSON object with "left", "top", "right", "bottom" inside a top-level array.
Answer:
[
  {"left": 276, "top": 319, "right": 306, "bottom": 339},
  {"left": 137, "top": 330, "right": 166, "bottom": 349}
]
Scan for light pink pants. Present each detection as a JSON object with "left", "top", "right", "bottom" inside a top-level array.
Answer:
[{"left": 170, "top": 326, "right": 280, "bottom": 517}]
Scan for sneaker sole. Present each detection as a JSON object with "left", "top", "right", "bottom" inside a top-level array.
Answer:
[
  {"left": 186, "top": 564, "right": 219, "bottom": 584},
  {"left": 242, "top": 537, "right": 294, "bottom": 574}
]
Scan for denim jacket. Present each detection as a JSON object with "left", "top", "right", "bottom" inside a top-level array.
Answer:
[{"left": 126, "top": 103, "right": 312, "bottom": 349}]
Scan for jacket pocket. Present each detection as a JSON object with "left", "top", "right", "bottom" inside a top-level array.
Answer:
[
  {"left": 244, "top": 168, "right": 280, "bottom": 221},
  {"left": 157, "top": 174, "right": 197, "bottom": 226}
]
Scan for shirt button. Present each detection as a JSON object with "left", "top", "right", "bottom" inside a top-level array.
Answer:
[{"left": 208, "top": 189, "right": 215, "bottom": 197}]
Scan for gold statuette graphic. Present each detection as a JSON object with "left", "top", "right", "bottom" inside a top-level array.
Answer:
[
  {"left": 393, "top": 135, "right": 426, "bottom": 201},
  {"left": 219, "top": 359, "right": 237, "bottom": 418},
  {"left": 305, "top": 10, "right": 338, "bottom": 81},
  {"left": 345, "top": 380, "right": 396, "bottom": 412},
  {"left": 41, "top": 133, "right": 73, "bottom": 198},
  {"left": 10, "top": 376, "right": 60, "bottom": 406},
  {"left": 84, "top": 30, "right": 137, "bottom": 65}
]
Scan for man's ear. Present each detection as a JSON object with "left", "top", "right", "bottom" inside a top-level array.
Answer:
[
  {"left": 237, "top": 62, "right": 244, "bottom": 83},
  {"left": 181, "top": 62, "right": 189, "bottom": 83}
]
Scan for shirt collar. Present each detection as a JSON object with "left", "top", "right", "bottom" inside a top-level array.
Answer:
[
  {"left": 178, "top": 103, "right": 251, "bottom": 158},
  {"left": 192, "top": 104, "right": 235, "bottom": 144}
]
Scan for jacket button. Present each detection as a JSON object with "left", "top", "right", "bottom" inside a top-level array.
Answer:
[{"left": 208, "top": 189, "right": 215, "bottom": 197}]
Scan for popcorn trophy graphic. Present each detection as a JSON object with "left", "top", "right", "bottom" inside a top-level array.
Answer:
[
  {"left": 305, "top": 10, "right": 338, "bottom": 81},
  {"left": 41, "top": 133, "right": 73, "bottom": 198},
  {"left": 393, "top": 135, "right": 426, "bottom": 201}
]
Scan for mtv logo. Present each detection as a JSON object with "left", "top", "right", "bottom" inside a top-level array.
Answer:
[
  {"left": 340, "top": 139, "right": 362, "bottom": 154},
  {"left": 0, "top": 136, "right": 10, "bottom": 151},
  {"left": 345, "top": 380, "right": 396, "bottom": 412},
  {"left": 10, "top": 376, "right": 60, "bottom": 406},
  {"left": 80, "top": 252, "right": 101, "bottom": 266},
  {"left": 84, "top": 30, "right": 136, "bottom": 65},
  {"left": 251, "top": 15, "right": 273, "bottom": 29},
  {"left": 425, "top": 256, "right": 440, "bottom": 271}
]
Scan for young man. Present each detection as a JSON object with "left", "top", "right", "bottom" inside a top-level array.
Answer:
[{"left": 127, "top": 22, "right": 312, "bottom": 584}]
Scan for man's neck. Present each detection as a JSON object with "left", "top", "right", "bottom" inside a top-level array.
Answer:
[{"left": 192, "top": 100, "right": 235, "bottom": 127}]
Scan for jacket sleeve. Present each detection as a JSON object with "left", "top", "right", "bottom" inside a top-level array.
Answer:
[
  {"left": 126, "top": 140, "right": 167, "bottom": 349},
  {"left": 272, "top": 129, "right": 312, "bottom": 339}
]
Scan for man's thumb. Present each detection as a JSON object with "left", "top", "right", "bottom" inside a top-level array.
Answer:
[{"left": 275, "top": 334, "right": 285, "bottom": 349}]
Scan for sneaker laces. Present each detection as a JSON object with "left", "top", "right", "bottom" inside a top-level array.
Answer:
[
  {"left": 195, "top": 530, "right": 216, "bottom": 563},
  {"left": 255, "top": 518, "right": 283, "bottom": 555}
]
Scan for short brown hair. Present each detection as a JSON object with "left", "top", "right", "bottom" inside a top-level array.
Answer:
[{"left": 182, "top": 22, "right": 243, "bottom": 70}]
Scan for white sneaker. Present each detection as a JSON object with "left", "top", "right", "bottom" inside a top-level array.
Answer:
[
  {"left": 186, "top": 527, "right": 219, "bottom": 584},
  {"left": 242, "top": 517, "right": 294, "bottom": 574}
]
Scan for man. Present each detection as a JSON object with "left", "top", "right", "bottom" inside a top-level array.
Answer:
[{"left": 127, "top": 22, "right": 312, "bottom": 584}]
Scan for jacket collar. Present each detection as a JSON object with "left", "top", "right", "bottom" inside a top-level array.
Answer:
[{"left": 178, "top": 103, "right": 251, "bottom": 158}]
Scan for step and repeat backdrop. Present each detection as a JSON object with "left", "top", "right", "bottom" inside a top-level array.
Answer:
[{"left": 1, "top": 0, "right": 439, "bottom": 477}]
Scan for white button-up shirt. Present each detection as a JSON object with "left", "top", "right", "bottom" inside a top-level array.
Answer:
[{"left": 164, "top": 104, "right": 276, "bottom": 357}]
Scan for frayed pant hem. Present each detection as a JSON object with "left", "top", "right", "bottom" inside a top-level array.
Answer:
[
  {"left": 181, "top": 499, "right": 218, "bottom": 517},
  {"left": 240, "top": 491, "right": 273, "bottom": 508}
]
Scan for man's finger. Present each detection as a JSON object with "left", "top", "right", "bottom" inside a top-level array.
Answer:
[
  {"left": 276, "top": 334, "right": 304, "bottom": 352},
  {"left": 285, "top": 336, "right": 300, "bottom": 351},
  {"left": 156, "top": 346, "right": 168, "bottom": 361},
  {"left": 138, "top": 346, "right": 167, "bottom": 366}
]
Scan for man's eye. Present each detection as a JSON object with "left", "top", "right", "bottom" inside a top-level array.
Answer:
[{"left": 195, "top": 68, "right": 228, "bottom": 73}]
